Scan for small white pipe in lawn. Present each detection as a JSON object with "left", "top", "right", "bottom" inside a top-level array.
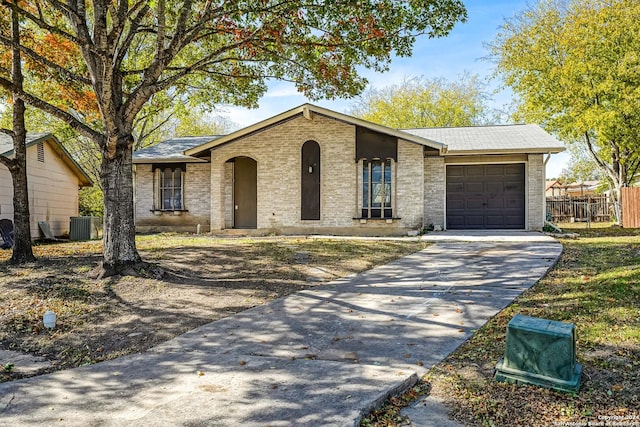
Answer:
[{"left": 43, "top": 310, "right": 56, "bottom": 329}]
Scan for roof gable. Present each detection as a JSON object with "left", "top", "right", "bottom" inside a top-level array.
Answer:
[
  {"left": 0, "top": 133, "right": 92, "bottom": 187},
  {"left": 183, "top": 104, "right": 446, "bottom": 157}
]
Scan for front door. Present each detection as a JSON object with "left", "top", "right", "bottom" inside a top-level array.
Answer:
[
  {"left": 301, "top": 140, "right": 321, "bottom": 220},
  {"left": 233, "top": 157, "right": 257, "bottom": 228}
]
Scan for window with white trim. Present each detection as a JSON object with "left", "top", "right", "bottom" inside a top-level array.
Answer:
[
  {"left": 154, "top": 165, "right": 184, "bottom": 210},
  {"left": 362, "top": 159, "right": 393, "bottom": 218}
]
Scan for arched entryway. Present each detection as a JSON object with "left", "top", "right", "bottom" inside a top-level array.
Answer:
[{"left": 232, "top": 156, "right": 257, "bottom": 229}]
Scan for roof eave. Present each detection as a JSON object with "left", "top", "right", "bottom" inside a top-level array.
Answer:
[
  {"left": 184, "top": 103, "right": 446, "bottom": 156},
  {"left": 444, "top": 147, "right": 565, "bottom": 156},
  {"left": 133, "top": 157, "right": 208, "bottom": 164}
]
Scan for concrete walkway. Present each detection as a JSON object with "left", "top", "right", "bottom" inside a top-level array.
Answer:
[{"left": 0, "top": 232, "right": 562, "bottom": 427}]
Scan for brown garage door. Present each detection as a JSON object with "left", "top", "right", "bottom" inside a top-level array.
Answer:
[{"left": 446, "top": 164, "right": 525, "bottom": 229}]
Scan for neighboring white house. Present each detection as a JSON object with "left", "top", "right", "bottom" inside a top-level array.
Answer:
[
  {"left": 0, "top": 133, "right": 93, "bottom": 238},
  {"left": 133, "top": 104, "right": 565, "bottom": 235}
]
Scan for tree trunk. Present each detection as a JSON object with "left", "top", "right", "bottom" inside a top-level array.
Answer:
[
  {"left": 8, "top": 4, "right": 35, "bottom": 265},
  {"left": 8, "top": 139, "right": 36, "bottom": 265},
  {"left": 99, "top": 134, "right": 142, "bottom": 277}
]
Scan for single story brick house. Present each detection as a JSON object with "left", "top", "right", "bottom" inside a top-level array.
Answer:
[
  {"left": 133, "top": 104, "right": 564, "bottom": 235},
  {"left": 0, "top": 133, "right": 93, "bottom": 238}
]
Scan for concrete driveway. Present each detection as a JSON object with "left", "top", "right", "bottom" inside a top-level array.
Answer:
[{"left": 0, "top": 232, "right": 562, "bottom": 427}]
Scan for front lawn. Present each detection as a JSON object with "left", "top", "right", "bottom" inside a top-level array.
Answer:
[
  {"left": 0, "top": 234, "right": 426, "bottom": 382},
  {"left": 363, "top": 227, "right": 640, "bottom": 426}
]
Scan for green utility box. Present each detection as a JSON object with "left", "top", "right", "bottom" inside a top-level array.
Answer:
[{"left": 494, "top": 314, "right": 582, "bottom": 392}]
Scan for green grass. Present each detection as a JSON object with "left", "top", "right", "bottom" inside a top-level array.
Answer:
[{"left": 362, "top": 227, "right": 640, "bottom": 427}]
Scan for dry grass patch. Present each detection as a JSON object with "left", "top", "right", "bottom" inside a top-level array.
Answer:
[
  {"left": 362, "top": 227, "right": 640, "bottom": 427},
  {"left": 0, "top": 234, "right": 426, "bottom": 382}
]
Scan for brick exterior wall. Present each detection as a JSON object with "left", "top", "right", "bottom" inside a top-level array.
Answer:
[
  {"left": 135, "top": 163, "right": 211, "bottom": 233},
  {"left": 396, "top": 139, "right": 424, "bottom": 229},
  {"left": 223, "top": 162, "right": 234, "bottom": 228},
  {"left": 527, "top": 154, "right": 545, "bottom": 230},
  {"left": 423, "top": 156, "right": 445, "bottom": 230},
  {"left": 133, "top": 117, "right": 548, "bottom": 234},
  {"left": 209, "top": 114, "right": 424, "bottom": 235}
]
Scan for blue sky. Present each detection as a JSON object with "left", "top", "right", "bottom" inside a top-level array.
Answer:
[{"left": 221, "top": 0, "right": 569, "bottom": 178}]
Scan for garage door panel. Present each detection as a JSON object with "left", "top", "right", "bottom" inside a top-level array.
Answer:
[
  {"left": 486, "top": 199, "right": 504, "bottom": 209},
  {"left": 486, "top": 182, "right": 504, "bottom": 193},
  {"left": 447, "top": 215, "right": 465, "bottom": 228},
  {"left": 446, "top": 164, "right": 525, "bottom": 230},
  {"left": 447, "top": 182, "right": 464, "bottom": 193},
  {"left": 505, "top": 181, "right": 524, "bottom": 192},
  {"left": 506, "top": 215, "right": 525, "bottom": 226},
  {"left": 466, "top": 198, "right": 485, "bottom": 209},
  {"left": 447, "top": 165, "right": 465, "bottom": 176},
  {"left": 486, "top": 215, "right": 506, "bottom": 226},
  {"left": 504, "top": 164, "right": 524, "bottom": 175},
  {"left": 447, "top": 199, "right": 465, "bottom": 210},
  {"left": 465, "top": 165, "right": 484, "bottom": 176},
  {"left": 465, "top": 215, "right": 485, "bottom": 227},
  {"left": 505, "top": 198, "right": 524, "bottom": 209},
  {"left": 486, "top": 165, "right": 505, "bottom": 175},
  {"left": 465, "top": 182, "right": 484, "bottom": 193}
]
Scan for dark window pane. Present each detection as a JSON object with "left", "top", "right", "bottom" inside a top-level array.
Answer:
[
  {"left": 163, "top": 193, "right": 173, "bottom": 210},
  {"left": 372, "top": 183, "right": 382, "bottom": 207},
  {"left": 363, "top": 161, "right": 369, "bottom": 209},
  {"left": 163, "top": 168, "right": 173, "bottom": 182},
  {"left": 384, "top": 183, "right": 391, "bottom": 207},
  {"left": 372, "top": 163, "right": 382, "bottom": 183},
  {"left": 363, "top": 182, "right": 369, "bottom": 208},
  {"left": 173, "top": 189, "right": 182, "bottom": 210}
]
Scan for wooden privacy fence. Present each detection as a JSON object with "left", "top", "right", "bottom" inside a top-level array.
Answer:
[
  {"left": 546, "top": 196, "right": 613, "bottom": 223},
  {"left": 622, "top": 187, "right": 640, "bottom": 228}
]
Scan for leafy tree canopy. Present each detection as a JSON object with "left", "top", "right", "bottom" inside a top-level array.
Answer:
[
  {"left": 560, "top": 142, "right": 603, "bottom": 184},
  {"left": 349, "top": 73, "right": 498, "bottom": 128},
  {"left": 489, "top": 0, "right": 640, "bottom": 218}
]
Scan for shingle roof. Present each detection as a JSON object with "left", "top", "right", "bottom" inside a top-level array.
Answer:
[
  {"left": 133, "top": 136, "right": 224, "bottom": 162},
  {"left": 0, "top": 133, "right": 51, "bottom": 156},
  {"left": 132, "top": 107, "right": 565, "bottom": 162},
  {"left": 402, "top": 124, "right": 564, "bottom": 154}
]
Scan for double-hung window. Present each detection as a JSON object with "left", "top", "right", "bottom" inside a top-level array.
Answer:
[
  {"left": 362, "top": 159, "right": 392, "bottom": 219},
  {"left": 155, "top": 165, "right": 184, "bottom": 211}
]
